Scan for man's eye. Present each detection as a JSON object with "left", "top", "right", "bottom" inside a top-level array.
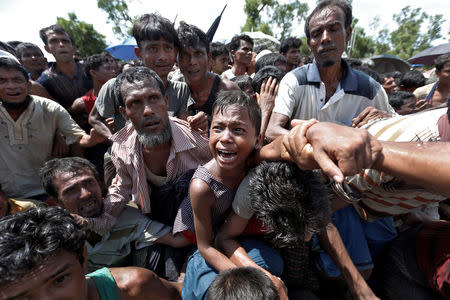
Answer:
[{"left": 54, "top": 274, "right": 70, "bottom": 286}]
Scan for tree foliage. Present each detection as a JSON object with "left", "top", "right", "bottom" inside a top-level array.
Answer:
[
  {"left": 57, "top": 12, "right": 107, "bottom": 57},
  {"left": 242, "top": 0, "right": 308, "bottom": 41},
  {"left": 349, "top": 6, "right": 444, "bottom": 60},
  {"left": 97, "top": 0, "right": 133, "bottom": 38}
]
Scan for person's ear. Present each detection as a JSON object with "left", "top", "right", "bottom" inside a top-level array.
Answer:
[
  {"left": 89, "top": 69, "right": 96, "bottom": 79},
  {"left": 345, "top": 26, "right": 352, "bottom": 43},
  {"left": 119, "top": 106, "right": 128, "bottom": 120}
]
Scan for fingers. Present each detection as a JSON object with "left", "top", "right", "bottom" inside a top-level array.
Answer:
[
  {"left": 352, "top": 107, "right": 371, "bottom": 127},
  {"left": 314, "top": 148, "right": 345, "bottom": 183},
  {"left": 188, "top": 112, "right": 208, "bottom": 131}
]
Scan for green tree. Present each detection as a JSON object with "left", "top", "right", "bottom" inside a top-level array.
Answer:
[
  {"left": 299, "top": 36, "right": 311, "bottom": 55},
  {"left": 97, "top": 0, "right": 133, "bottom": 38},
  {"left": 57, "top": 12, "right": 107, "bottom": 57},
  {"left": 242, "top": 0, "right": 308, "bottom": 40},
  {"left": 271, "top": 1, "right": 308, "bottom": 41},
  {"left": 348, "top": 18, "right": 375, "bottom": 58},
  {"left": 389, "top": 6, "right": 443, "bottom": 59},
  {"left": 242, "top": 0, "right": 274, "bottom": 35}
]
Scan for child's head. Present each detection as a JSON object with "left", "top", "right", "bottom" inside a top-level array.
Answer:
[
  {"left": 388, "top": 91, "right": 416, "bottom": 115},
  {"left": 210, "top": 90, "right": 261, "bottom": 170},
  {"left": 230, "top": 75, "right": 255, "bottom": 99}
]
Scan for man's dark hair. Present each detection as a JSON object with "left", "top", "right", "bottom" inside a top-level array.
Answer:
[
  {"left": 39, "top": 24, "right": 74, "bottom": 46},
  {"left": 252, "top": 66, "right": 285, "bottom": 93},
  {"left": 207, "top": 267, "right": 279, "bottom": 300},
  {"left": 230, "top": 75, "right": 253, "bottom": 92},
  {"left": 114, "top": 66, "right": 165, "bottom": 107},
  {"left": 118, "top": 59, "right": 144, "bottom": 73},
  {"left": 39, "top": 157, "right": 99, "bottom": 199},
  {"left": 305, "top": 0, "right": 352, "bottom": 40},
  {"left": 0, "top": 206, "right": 86, "bottom": 285},
  {"left": 0, "top": 41, "right": 17, "bottom": 57},
  {"left": 279, "top": 37, "right": 302, "bottom": 54},
  {"left": 255, "top": 53, "right": 287, "bottom": 73},
  {"left": 399, "top": 70, "right": 426, "bottom": 89},
  {"left": 388, "top": 91, "right": 415, "bottom": 110},
  {"left": 228, "top": 34, "right": 254, "bottom": 52},
  {"left": 353, "top": 66, "right": 383, "bottom": 84},
  {"left": 249, "top": 162, "right": 331, "bottom": 247},
  {"left": 7, "top": 41, "right": 23, "bottom": 49},
  {"left": 435, "top": 53, "right": 450, "bottom": 72},
  {"left": 178, "top": 23, "right": 209, "bottom": 53},
  {"left": 213, "top": 90, "right": 261, "bottom": 135},
  {"left": 83, "top": 52, "right": 114, "bottom": 79},
  {"left": 132, "top": 13, "right": 180, "bottom": 50},
  {"left": 211, "top": 42, "right": 229, "bottom": 59},
  {"left": 14, "top": 42, "right": 44, "bottom": 60},
  {"left": 383, "top": 71, "right": 402, "bottom": 85},
  {"left": 0, "top": 57, "right": 29, "bottom": 80}
]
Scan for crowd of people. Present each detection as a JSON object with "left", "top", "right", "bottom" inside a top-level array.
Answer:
[{"left": 0, "top": 0, "right": 449, "bottom": 299}]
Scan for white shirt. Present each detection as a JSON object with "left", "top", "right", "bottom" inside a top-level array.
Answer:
[{"left": 273, "top": 60, "right": 396, "bottom": 126}]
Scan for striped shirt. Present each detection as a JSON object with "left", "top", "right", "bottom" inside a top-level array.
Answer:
[
  {"left": 86, "top": 117, "right": 211, "bottom": 234},
  {"left": 347, "top": 108, "right": 447, "bottom": 216}
]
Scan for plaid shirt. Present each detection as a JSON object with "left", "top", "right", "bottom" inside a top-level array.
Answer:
[{"left": 86, "top": 117, "right": 211, "bottom": 234}]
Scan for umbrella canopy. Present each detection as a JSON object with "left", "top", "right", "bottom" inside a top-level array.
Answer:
[
  {"left": 370, "top": 54, "right": 411, "bottom": 74},
  {"left": 408, "top": 43, "right": 450, "bottom": 66},
  {"left": 105, "top": 37, "right": 138, "bottom": 61},
  {"left": 242, "top": 31, "right": 280, "bottom": 53}
]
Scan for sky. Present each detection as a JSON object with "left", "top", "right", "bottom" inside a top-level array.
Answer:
[{"left": 1, "top": 0, "right": 449, "bottom": 61}]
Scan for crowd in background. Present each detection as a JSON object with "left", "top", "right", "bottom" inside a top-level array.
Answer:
[{"left": 0, "top": 0, "right": 449, "bottom": 299}]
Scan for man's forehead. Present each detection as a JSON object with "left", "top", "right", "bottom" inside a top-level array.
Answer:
[
  {"left": 0, "top": 67, "right": 25, "bottom": 78},
  {"left": 141, "top": 38, "right": 173, "bottom": 46},
  {"left": 309, "top": 5, "right": 346, "bottom": 29},
  {"left": 181, "top": 44, "right": 207, "bottom": 54},
  {"left": 122, "top": 78, "right": 162, "bottom": 96},
  {"left": 46, "top": 30, "right": 71, "bottom": 40},
  {"left": 55, "top": 169, "right": 94, "bottom": 185}
]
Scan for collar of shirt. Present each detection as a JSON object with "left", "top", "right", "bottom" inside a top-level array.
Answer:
[{"left": 306, "top": 59, "right": 358, "bottom": 93}]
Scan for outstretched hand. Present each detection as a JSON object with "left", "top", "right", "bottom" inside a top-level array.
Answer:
[{"left": 284, "top": 120, "right": 383, "bottom": 182}]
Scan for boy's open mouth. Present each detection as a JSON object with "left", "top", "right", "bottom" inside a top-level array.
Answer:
[{"left": 217, "top": 149, "right": 237, "bottom": 162}]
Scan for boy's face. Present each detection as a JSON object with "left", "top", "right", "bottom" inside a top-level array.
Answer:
[
  {"left": 395, "top": 97, "right": 417, "bottom": 115},
  {"left": 178, "top": 45, "right": 209, "bottom": 84},
  {"left": 232, "top": 40, "right": 253, "bottom": 67},
  {"left": 91, "top": 60, "right": 117, "bottom": 84},
  {"left": 19, "top": 48, "right": 47, "bottom": 72},
  {"left": 284, "top": 47, "right": 300, "bottom": 67},
  {"left": 210, "top": 104, "right": 259, "bottom": 171},
  {"left": 0, "top": 250, "right": 88, "bottom": 300},
  {"left": 211, "top": 53, "right": 229, "bottom": 75},
  {"left": 135, "top": 38, "right": 177, "bottom": 81},
  {"left": 44, "top": 30, "right": 75, "bottom": 63}
]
